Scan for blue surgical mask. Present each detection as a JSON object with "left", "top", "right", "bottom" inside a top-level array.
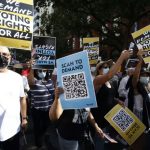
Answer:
[
  {"left": 103, "top": 68, "right": 109, "bottom": 74},
  {"left": 38, "top": 71, "right": 46, "bottom": 79},
  {"left": 140, "top": 77, "right": 149, "bottom": 86}
]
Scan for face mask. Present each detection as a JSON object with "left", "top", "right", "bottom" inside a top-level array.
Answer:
[
  {"left": 91, "top": 67, "right": 96, "bottom": 73},
  {"left": 38, "top": 71, "right": 46, "bottom": 79},
  {"left": 103, "top": 68, "right": 109, "bottom": 74},
  {"left": 140, "top": 77, "right": 149, "bottom": 86},
  {"left": 0, "top": 55, "right": 9, "bottom": 69}
]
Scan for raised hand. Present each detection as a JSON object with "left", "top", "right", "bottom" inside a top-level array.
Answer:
[{"left": 120, "top": 50, "right": 132, "bottom": 60}]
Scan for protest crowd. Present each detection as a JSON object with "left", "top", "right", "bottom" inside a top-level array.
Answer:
[
  {"left": 0, "top": 42, "right": 150, "bottom": 150},
  {"left": 0, "top": 1, "right": 150, "bottom": 150}
]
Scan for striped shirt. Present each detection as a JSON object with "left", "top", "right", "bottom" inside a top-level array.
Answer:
[{"left": 30, "top": 79, "right": 54, "bottom": 111}]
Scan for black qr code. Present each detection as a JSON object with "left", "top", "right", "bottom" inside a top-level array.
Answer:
[
  {"left": 62, "top": 72, "right": 89, "bottom": 100},
  {"left": 112, "top": 109, "right": 134, "bottom": 132}
]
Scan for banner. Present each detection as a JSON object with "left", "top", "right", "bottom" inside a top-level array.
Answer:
[
  {"left": 83, "top": 37, "right": 99, "bottom": 64},
  {"left": 32, "top": 36, "right": 56, "bottom": 69},
  {"left": 0, "top": 0, "right": 33, "bottom": 50},
  {"left": 57, "top": 51, "right": 97, "bottom": 109},
  {"left": 104, "top": 104, "right": 146, "bottom": 145},
  {"left": 131, "top": 25, "right": 150, "bottom": 63}
]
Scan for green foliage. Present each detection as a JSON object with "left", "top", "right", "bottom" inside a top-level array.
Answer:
[
  {"left": 10, "top": 49, "right": 31, "bottom": 63},
  {"left": 36, "top": 0, "right": 150, "bottom": 58},
  {"left": 34, "top": 0, "right": 50, "bottom": 7}
]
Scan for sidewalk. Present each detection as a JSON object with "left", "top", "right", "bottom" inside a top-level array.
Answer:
[
  {"left": 20, "top": 118, "right": 39, "bottom": 150},
  {"left": 20, "top": 116, "right": 47, "bottom": 150},
  {"left": 20, "top": 116, "right": 58, "bottom": 150}
]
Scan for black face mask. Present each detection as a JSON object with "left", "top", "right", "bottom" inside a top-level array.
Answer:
[{"left": 0, "top": 55, "right": 9, "bottom": 69}]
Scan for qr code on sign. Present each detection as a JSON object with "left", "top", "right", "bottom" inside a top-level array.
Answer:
[
  {"left": 112, "top": 109, "right": 134, "bottom": 132},
  {"left": 62, "top": 72, "right": 89, "bottom": 100}
]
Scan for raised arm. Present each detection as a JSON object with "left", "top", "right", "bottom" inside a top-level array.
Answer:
[
  {"left": 49, "top": 87, "right": 63, "bottom": 121},
  {"left": 132, "top": 49, "right": 143, "bottom": 89},
  {"left": 27, "top": 60, "right": 35, "bottom": 86},
  {"left": 94, "top": 50, "right": 131, "bottom": 92}
]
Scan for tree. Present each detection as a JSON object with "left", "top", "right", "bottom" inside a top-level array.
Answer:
[
  {"left": 10, "top": 49, "right": 31, "bottom": 63},
  {"left": 36, "top": 0, "right": 150, "bottom": 59},
  {"left": 34, "top": 0, "right": 49, "bottom": 7}
]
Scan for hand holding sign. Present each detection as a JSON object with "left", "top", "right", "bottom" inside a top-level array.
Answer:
[
  {"left": 57, "top": 51, "right": 97, "bottom": 109},
  {"left": 104, "top": 104, "right": 146, "bottom": 145},
  {"left": 137, "top": 49, "right": 144, "bottom": 61},
  {"left": 120, "top": 50, "right": 132, "bottom": 60}
]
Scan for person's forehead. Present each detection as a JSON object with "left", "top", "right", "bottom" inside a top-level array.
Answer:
[
  {"left": 103, "top": 63, "right": 109, "bottom": 66},
  {"left": 0, "top": 46, "right": 10, "bottom": 54},
  {"left": 38, "top": 69, "right": 47, "bottom": 71}
]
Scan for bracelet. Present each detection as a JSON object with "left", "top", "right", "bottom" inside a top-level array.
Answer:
[{"left": 22, "top": 117, "right": 28, "bottom": 120}]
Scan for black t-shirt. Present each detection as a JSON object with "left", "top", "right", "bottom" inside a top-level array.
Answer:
[
  {"left": 91, "top": 83, "right": 116, "bottom": 128},
  {"left": 57, "top": 109, "right": 89, "bottom": 140}
]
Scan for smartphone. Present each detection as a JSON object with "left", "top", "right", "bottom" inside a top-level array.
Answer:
[{"left": 128, "top": 42, "right": 135, "bottom": 56}]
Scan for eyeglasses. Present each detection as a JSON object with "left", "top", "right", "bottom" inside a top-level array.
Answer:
[{"left": 0, "top": 52, "right": 10, "bottom": 57}]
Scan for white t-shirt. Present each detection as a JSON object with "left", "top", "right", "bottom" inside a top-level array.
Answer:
[
  {"left": 22, "top": 75, "right": 30, "bottom": 91},
  {"left": 0, "top": 70, "right": 25, "bottom": 141},
  {"left": 134, "top": 94, "right": 143, "bottom": 111},
  {"left": 118, "top": 75, "right": 129, "bottom": 106}
]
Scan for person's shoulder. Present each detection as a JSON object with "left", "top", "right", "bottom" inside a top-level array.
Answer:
[
  {"left": 47, "top": 79, "right": 54, "bottom": 85},
  {"left": 120, "top": 75, "right": 129, "bottom": 81},
  {"left": 8, "top": 70, "right": 22, "bottom": 78}
]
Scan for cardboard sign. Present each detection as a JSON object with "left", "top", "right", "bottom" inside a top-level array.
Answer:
[
  {"left": 57, "top": 51, "right": 97, "bottom": 109},
  {"left": 32, "top": 36, "right": 56, "bottom": 69},
  {"left": 0, "top": 0, "right": 33, "bottom": 50},
  {"left": 83, "top": 37, "right": 99, "bottom": 65},
  {"left": 132, "top": 25, "right": 150, "bottom": 63},
  {"left": 104, "top": 104, "right": 146, "bottom": 145}
]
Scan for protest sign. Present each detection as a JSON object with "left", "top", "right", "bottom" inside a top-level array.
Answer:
[
  {"left": 104, "top": 104, "right": 146, "bottom": 145},
  {"left": 57, "top": 51, "right": 97, "bottom": 109},
  {"left": 131, "top": 25, "right": 150, "bottom": 63},
  {"left": 0, "top": 0, "right": 33, "bottom": 50},
  {"left": 83, "top": 37, "right": 99, "bottom": 65},
  {"left": 125, "top": 58, "right": 139, "bottom": 69},
  {"left": 32, "top": 36, "right": 56, "bottom": 69}
]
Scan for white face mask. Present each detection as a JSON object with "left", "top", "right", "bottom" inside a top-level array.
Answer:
[
  {"left": 140, "top": 77, "right": 149, "bottom": 86},
  {"left": 103, "top": 68, "right": 109, "bottom": 74},
  {"left": 91, "top": 67, "right": 96, "bottom": 73},
  {"left": 38, "top": 71, "right": 46, "bottom": 79}
]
